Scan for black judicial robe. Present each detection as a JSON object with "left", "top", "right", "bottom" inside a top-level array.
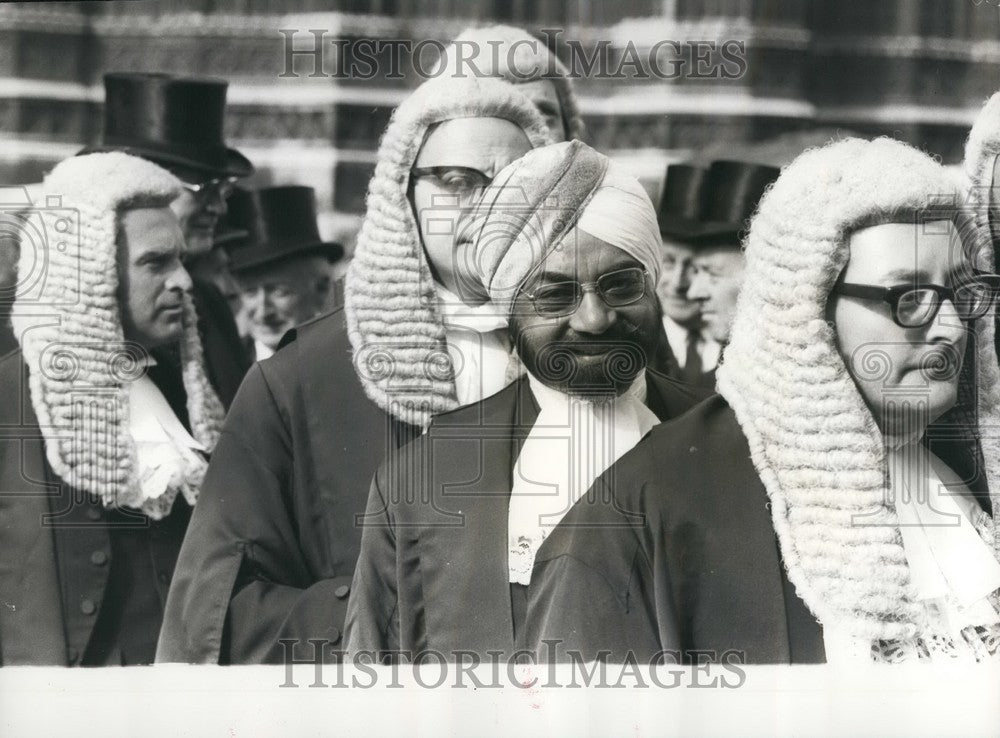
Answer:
[
  {"left": 0, "top": 349, "right": 192, "bottom": 666},
  {"left": 545, "top": 393, "right": 992, "bottom": 664},
  {"left": 156, "top": 308, "right": 419, "bottom": 664},
  {"left": 343, "top": 371, "right": 707, "bottom": 662}
]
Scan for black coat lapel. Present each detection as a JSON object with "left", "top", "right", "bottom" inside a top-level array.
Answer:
[
  {"left": 415, "top": 379, "right": 538, "bottom": 652},
  {"left": 645, "top": 368, "right": 711, "bottom": 421}
]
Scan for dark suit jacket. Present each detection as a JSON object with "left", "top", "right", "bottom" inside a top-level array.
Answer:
[
  {"left": 0, "top": 350, "right": 191, "bottom": 666},
  {"left": 156, "top": 307, "right": 419, "bottom": 664},
  {"left": 651, "top": 324, "right": 717, "bottom": 390},
  {"left": 343, "top": 370, "right": 707, "bottom": 662},
  {"left": 192, "top": 278, "right": 251, "bottom": 410}
]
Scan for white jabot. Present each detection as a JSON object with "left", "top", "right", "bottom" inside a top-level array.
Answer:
[
  {"left": 507, "top": 372, "right": 660, "bottom": 585},
  {"left": 661, "top": 316, "right": 720, "bottom": 373},
  {"left": 435, "top": 284, "right": 513, "bottom": 406},
  {"left": 823, "top": 441, "right": 1000, "bottom": 663},
  {"left": 127, "top": 358, "right": 208, "bottom": 518},
  {"left": 254, "top": 339, "right": 275, "bottom": 361}
]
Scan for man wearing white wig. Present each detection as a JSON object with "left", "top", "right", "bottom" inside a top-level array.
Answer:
[
  {"left": 558, "top": 137, "right": 1000, "bottom": 663},
  {"left": 964, "top": 90, "right": 1000, "bottom": 360},
  {"left": 0, "top": 152, "right": 224, "bottom": 665},
  {"left": 344, "top": 141, "right": 705, "bottom": 662},
  {"left": 158, "top": 75, "right": 552, "bottom": 663},
  {"left": 433, "top": 24, "right": 586, "bottom": 143}
]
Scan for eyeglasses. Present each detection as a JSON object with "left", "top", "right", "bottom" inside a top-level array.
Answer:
[
  {"left": 521, "top": 267, "right": 650, "bottom": 317},
  {"left": 832, "top": 273, "right": 1000, "bottom": 328},
  {"left": 410, "top": 166, "right": 493, "bottom": 200},
  {"left": 181, "top": 176, "right": 238, "bottom": 201}
]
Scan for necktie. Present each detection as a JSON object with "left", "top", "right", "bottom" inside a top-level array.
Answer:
[{"left": 682, "top": 330, "right": 703, "bottom": 384}]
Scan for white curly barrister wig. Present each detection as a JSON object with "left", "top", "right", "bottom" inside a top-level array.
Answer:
[
  {"left": 345, "top": 75, "right": 552, "bottom": 429},
  {"left": 433, "top": 24, "right": 586, "bottom": 142},
  {"left": 11, "top": 152, "right": 224, "bottom": 519},
  {"left": 717, "top": 137, "right": 1000, "bottom": 643},
  {"left": 964, "top": 91, "right": 1000, "bottom": 229}
]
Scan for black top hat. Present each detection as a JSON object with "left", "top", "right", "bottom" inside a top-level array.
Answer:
[
  {"left": 657, "top": 160, "right": 780, "bottom": 244},
  {"left": 225, "top": 186, "right": 344, "bottom": 272},
  {"left": 80, "top": 73, "right": 254, "bottom": 180}
]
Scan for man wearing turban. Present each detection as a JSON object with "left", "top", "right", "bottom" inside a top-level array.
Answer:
[
  {"left": 157, "top": 76, "right": 553, "bottom": 664},
  {"left": 552, "top": 137, "right": 1000, "bottom": 664},
  {"left": 344, "top": 141, "right": 706, "bottom": 661},
  {"left": 0, "top": 152, "right": 224, "bottom": 665}
]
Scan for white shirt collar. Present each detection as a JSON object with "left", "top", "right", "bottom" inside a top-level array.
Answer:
[
  {"left": 254, "top": 339, "right": 275, "bottom": 361},
  {"left": 435, "top": 283, "right": 508, "bottom": 334},
  {"left": 661, "top": 315, "right": 721, "bottom": 372}
]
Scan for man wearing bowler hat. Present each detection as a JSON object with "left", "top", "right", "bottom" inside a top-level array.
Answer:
[
  {"left": 226, "top": 186, "right": 344, "bottom": 361},
  {"left": 82, "top": 72, "right": 254, "bottom": 408},
  {"left": 653, "top": 161, "right": 780, "bottom": 384}
]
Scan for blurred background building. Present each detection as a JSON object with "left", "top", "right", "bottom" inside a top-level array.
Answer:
[{"left": 1, "top": 0, "right": 998, "bottom": 252}]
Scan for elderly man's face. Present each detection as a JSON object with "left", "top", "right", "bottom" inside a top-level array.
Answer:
[
  {"left": 511, "top": 230, "right": 660, "bottom": 397},
  {"left": 518, "top": 79, "right": 566, "bottom": 143},
  {"left": 170, "top": 177, "right": 235, "bottom": 259},
  {"left": 410, "top": 117, "right": 532, "bottom": 301},
  {"left": 236, "top": 255, "right": 331, "bottom": 351},
  {"left": 830, "top": 221, "right": 971, "bottom": 433},
  {"left": 118, "top": 207, "right": 192, "bottom": 350},
  {"left": 686, "top": 245, "right": 745, "bottom": 344},
  {"left": 656, "top": 239, "right": 702, "bottom": 327}
]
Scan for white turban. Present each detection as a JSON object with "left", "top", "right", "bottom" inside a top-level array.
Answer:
[{"left": 470, "top": 140, "right": 660, "bottom": 311}]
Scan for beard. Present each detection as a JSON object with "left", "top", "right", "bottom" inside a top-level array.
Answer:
[{"left": 513, "top": 316, "right": 659, "bottom": 398}]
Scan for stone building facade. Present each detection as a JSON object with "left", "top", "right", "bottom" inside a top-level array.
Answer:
[{"left": 1, "top": 0, "right": 997, "bottom": 247}]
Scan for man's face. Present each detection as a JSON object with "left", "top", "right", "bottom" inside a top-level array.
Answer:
[
  {"left": 118, "top": 207, "right": 191, "bottom": 350},
  {"left": 656, "top": 239, "right": 701, "bottom": 327},
  {"left": 687, "top": 245, "right": 745, "bottom": 344},
  {"left": 830, "top": 221, "right": 970, "bottom": 432},
  {"left": 236, "top": 255, "right": 331, "bottom": 351},
  {"left": 511, "top": 230, "right": 661, "bottom": 398},
  {"left": 517, "top": 79, "right": 566, "bottom": 143},
  {"left": 410, "top": 117, "right": 532, "bottom": 301},
  {"left": 170, "top": 177, "right": 234, "bottom": 259}
]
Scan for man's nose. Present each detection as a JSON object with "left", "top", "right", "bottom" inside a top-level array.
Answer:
[
  {"left": 569, "top": 290, "right": 616, "bottom": 334},
  {"left": 687, "top": 272, "right": 709, "bottom": 301},
  {"left": 666, "top": 263, "right": 692, "bottom": 292},
  {"left": 166, "top": 262, "right": 193, "bottom": 294},
  {"left": 204, "top": 188, "right": 227, "bottom": 216},
  {"left": 925, "top": 298, "right": 968, "bottom": 344}
]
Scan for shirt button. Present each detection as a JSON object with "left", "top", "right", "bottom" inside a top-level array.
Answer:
[
  {"left": 329, "top": 626, "right": 341, "bottom": 644},
  {"left": 334, "top": 584, "right": 350, "bottom": 600},
  {"left": 86, "top": 508, "right": 102, "bottom": 521},
  {"left": 90, "top": 551, "right": 107, "bottom": 566},
  {"left": 80, "top": 599, "right": 96, "bottom": 616}
]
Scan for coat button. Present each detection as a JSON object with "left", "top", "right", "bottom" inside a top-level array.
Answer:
[
  {"left": 329, "top": 627, "right": 341, "bottom": 644},
  {"left": 80, "top": 599, "right": 96, "bottom": 616},
  {"left": 90, "top": 550, "right": 107, "bottom": 566},
  {"left": 334, "top": 584, "right": 350, "bottom": 600},
  {"left": 86, "top": 508, "right": 102, "bottom": 521},
  {"left": 157, "top": 572, "right": 169, "bottom": 585}
]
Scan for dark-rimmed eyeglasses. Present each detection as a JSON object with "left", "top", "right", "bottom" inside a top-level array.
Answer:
[
  {"left": 832, "top": 272, "right": 1000, "bottom": 328},
  {"left": 521, "top": 267, "right": 650, "bottom": 317},
  {"left": 410, "top": 166, "right": 493, "bottom": 199},
  {"left": 181, "top": 176, "right": 238, "bottom": 201}
]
